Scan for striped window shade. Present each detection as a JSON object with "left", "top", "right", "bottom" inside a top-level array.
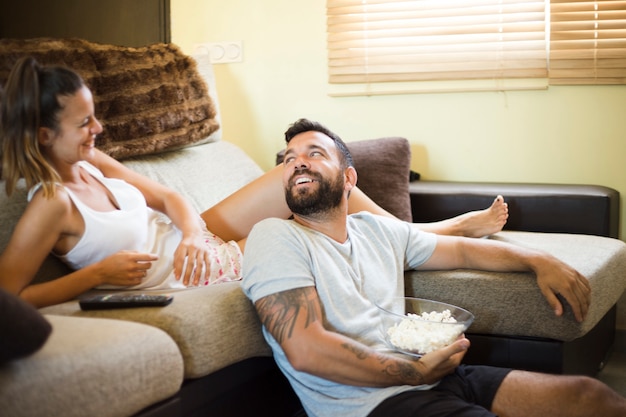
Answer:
[
  {"left": 327, "top": 0, "right": 549, "bottom": 84},
  {"left": 550, "top": 0, "right": 626, "bottom": 85}
]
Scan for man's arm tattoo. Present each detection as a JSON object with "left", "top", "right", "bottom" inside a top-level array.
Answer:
[
  {"left": 341, "top": 342, "right": 426, "bottom": 385},
  {"left": 255, "top": 287, "right": 320, "bottom": 344}
]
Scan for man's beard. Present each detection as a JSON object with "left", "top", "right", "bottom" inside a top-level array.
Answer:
[{"left": 285, "top": 170, "right": 345, "bottom": 216}]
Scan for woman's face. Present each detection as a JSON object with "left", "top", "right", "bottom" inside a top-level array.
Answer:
[{"left": 40, "top": 85, "right": 103, "bottom": 165}]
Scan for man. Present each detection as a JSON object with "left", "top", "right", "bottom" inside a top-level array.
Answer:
[{"left": 242, "top": 118, "right": 625, "bottom": 417}]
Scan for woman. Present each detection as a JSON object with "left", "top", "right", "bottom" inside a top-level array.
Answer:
[{"left": 0, "top": 57, "right": 508, "bottom": 308}]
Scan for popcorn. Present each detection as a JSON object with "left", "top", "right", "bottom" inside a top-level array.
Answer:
[{"left": 387, "top": 309, "right": 464, "bottom": 354}]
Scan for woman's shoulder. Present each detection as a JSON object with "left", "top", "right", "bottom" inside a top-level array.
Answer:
[
  {"left": 26, "top": 183, "right": 73, "bottom": 213},
  {"left": 26, "top": 158, "right": 104, "bottom": 202}
]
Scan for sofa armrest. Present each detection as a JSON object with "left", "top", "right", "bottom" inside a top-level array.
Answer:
[{"left": 409, "top": 181, "right": 620, "bottom": 238}]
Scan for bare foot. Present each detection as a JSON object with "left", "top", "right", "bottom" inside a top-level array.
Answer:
[
  {"left": 412, "top": 195, "right": 508, "bottom": 237},
  {"left": 457, "top": 195, "right": 508, "bottom": 238}
]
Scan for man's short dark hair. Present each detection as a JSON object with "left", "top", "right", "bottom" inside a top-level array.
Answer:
[{"left": 284, "top": 118, "right": 354, "bottom": 169}]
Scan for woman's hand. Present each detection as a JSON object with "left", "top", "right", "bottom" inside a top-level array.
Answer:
[
  {"left": 172, "top": 233, "right": 212, "bottom": 286},
  {"left": 96, "top": 251, "right": 158, "bottom": 287}
]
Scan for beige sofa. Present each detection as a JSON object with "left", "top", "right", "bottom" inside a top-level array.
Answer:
[
  {"left": 0, "top": 38, "right": 303, "bottom": 417},
  {"left": 1, "top": 39, "right": 625, "bottom": 417},
  {"left": 0, "top": 138, "right": 304, "bottom": 417}
]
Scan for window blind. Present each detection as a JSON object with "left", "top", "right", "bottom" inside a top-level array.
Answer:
[
  {"left": 550, "top": 0, "right": 626, "bottom": 85},
  {"left": 327, "top": 0, "right": 549, "bottom": 84}
]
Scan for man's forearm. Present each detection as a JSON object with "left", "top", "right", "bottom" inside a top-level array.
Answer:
[
  {"left": 425, "top": 235, "right": 544, "bottom": 273},
  {"left": 424, "top": 236, "right": 591, "bottom": 322},
  {"left": 257, "top": 287, "right": 433, "bottom": 387},
  {"left": 290, "top": 328, "right": 427, "bottom": 387}
]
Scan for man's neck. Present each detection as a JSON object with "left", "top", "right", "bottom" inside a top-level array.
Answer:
[{"left": 292, "top": 206, "right": 349, "bottom": 243}]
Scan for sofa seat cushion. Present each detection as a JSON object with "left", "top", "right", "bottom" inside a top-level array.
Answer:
[
  {"left": 0, "top": 315, "right": 183, "bottom": 417},
  {"left": 39, "top": 282, "right": 272, "bottom": 379},
  {"left": 405, "top": 231, "right": 626, "bottom": 341}
]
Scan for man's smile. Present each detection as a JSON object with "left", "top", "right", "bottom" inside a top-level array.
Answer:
[
  {"left": 290, "top": 171, "right": 321, "bottom": 188},
  {"left": 295, "top": 177, "right": 314, "bottom": 185}
]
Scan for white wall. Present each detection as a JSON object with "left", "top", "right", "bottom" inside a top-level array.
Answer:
[{"left": 171, "top": 0, "right": 626, "bottom": 239}]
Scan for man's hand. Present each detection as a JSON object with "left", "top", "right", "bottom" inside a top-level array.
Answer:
[
  {"left": 533, "top": 255, "right": 591, "bottom": 322},
  {"left": 414, "top": 337, "right": 470, "bottom": 385}
]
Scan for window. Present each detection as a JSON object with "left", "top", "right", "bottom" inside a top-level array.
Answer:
[
  {"left": 550, "top": 0, "right": 626, "bottom": 85},
  {"left": 327, "top": 0, "right": 626, "bottom": 93}
]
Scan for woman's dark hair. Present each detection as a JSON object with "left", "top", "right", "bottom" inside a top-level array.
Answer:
[
  {"left": 1, "top": 56, "right": 85, "bottom": 197},
  {"left": 284, "top": 118, "right": 354, "bottom": 169}
]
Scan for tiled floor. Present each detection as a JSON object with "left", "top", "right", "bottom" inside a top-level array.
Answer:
[{"left": 597, "top": 329, "right": 626, "bottom": 397}]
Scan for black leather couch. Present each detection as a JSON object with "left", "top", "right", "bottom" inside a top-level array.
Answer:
[{"left": 409, "top": 180, "right": 621, "bottom": 375}]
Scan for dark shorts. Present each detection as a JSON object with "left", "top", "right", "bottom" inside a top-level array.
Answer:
[{"left": 368, "top": 365, "right": 512, "bottom": 417}]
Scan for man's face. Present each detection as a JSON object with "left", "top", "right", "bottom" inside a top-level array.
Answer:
[{"left": 283, "top": 131, "right": 346, "bottom": 216}]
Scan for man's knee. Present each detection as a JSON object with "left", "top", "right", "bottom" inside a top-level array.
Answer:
[{"left": 569, "top": 375, "right": 609, "bottom": 404}]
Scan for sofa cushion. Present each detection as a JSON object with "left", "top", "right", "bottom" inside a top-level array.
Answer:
[
  {"left": 405, "top": 231, "right": 626, "bottom": 341},
  {"left": 0, "top": 289, "right": 51, "bottom": 364},
  {"left": 0, "top": 315, "right": 183, "bottom": 417},
  {"left": 0, "top": 38, "right": 220, "bottom": 160},
  {"left": 278, "top": 137, "right": 413, "bottom": 222},
  {"left": 348, "top": 137, "right": 412, "bottom": 222},
  {"left": 409, "top": 181, "right": 621, "bottom": 239},
  {"left": 122, "top": 140, "right": 264, "bottom": 214},
  {"left": 39, "top": 282, "right": 272, "bottom": 379}
]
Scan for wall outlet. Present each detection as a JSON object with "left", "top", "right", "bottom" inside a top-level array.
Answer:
[{"left": 193, "top": 41, "right": 243, "bottom": 64}]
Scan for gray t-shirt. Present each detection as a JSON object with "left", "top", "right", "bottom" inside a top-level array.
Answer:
[{"left": 242, "top": 212, "right": 438, "bottom": 417}]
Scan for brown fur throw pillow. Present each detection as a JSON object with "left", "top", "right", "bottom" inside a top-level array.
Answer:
[{"left": 0, "top": 38, "right": 219, "bottom": 159}]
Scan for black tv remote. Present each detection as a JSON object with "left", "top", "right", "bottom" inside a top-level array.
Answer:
[{"left": 79, "top": 294, "right": 173, "bottom": 310}]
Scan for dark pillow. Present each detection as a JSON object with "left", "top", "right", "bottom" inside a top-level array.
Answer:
[
  {"left": 0, "top": 289, "right": 52, "bottom": 364},
  {"left": 277, "top": 137, "right": 412, "bottom": 222}
]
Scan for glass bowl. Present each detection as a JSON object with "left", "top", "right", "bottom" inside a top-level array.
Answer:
[{"left": 376, "top": 297, "right": 474, "bottom": 357}]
